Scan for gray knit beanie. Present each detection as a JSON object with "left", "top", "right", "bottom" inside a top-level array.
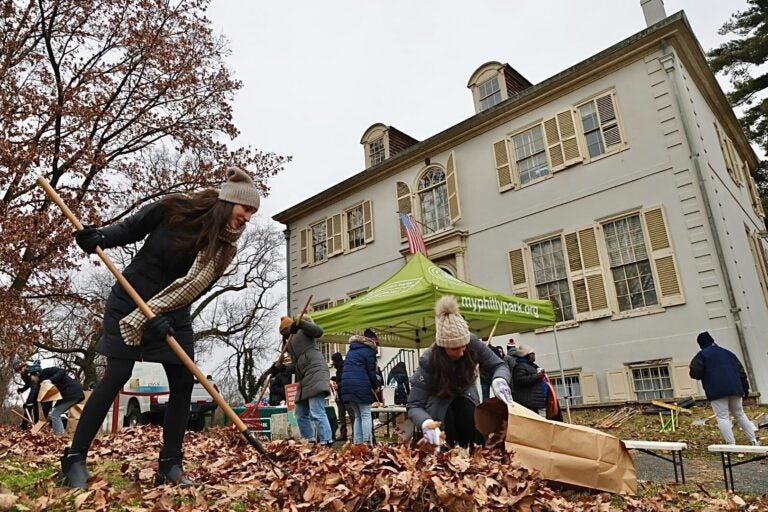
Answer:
[
  {"left": 434, "top": 295, "right": 470, "bottom": 348},
  {"left": 219, "top": 167, "right": 260, "bottom": 210}
]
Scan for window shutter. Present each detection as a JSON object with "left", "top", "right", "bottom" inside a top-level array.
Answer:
[
  {"left": 595, "top": 93, "right": 624, "bottom": 150},
  {"left": 396, "top": 182, "right": 413, "bottom": 241},
  {"left": 544, "top": 110, "right": 581, "bottom": 172},
  {"left": 642, "top": 207, "right": 684, "bottom": 307},
  {"left": 493, "top": 139, "right": 514, "bottom": 191},
  {"left": 445, "top": 151, "right": 461, "bottom": 223},
  {"left": 325, "top": 218, "right": 335, "bottom": 256},
  {"left": 725, "top": 139, "right": 743, "bottom": 186},
  {"left": 300, "top": 228, "right": 309, "bottom": 267},
  {"left": 362, "top": 200, "right": 374, "bottom": 243},
  {"left": 331, "top": 213, "right": 343, "bottom": 255},
  {"left": 606, "top": 369, "right": 631, "bottom": 402},
  {"left": 746, "top": 230, "right": 768, "bottom": 307},
  {"left": 714, "top": 122, "right": 738, "bottom": 184},
  {"left": 580, "top": 372, "right": 600, "bottom": 404},
  {"left": 745, "top": 168, "right": 765, "bottom": 216},
  {"left": 564, "top": 227, "right": 610, "bottom": 320},
  {"left": 671, "top": 363, "right": 698, "bottom": 398},
  {"left": 508, "top": 247, "right": 529, "bottom": 298}
]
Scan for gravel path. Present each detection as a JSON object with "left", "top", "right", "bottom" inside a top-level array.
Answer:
[{"left": 632, "top": 451, "right": 768, "bottom": 495}]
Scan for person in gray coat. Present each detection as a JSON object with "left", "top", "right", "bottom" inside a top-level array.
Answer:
[
  {"left": 407, "top": 296, "right": 514, "bottom": 448},
  {"left": 280, "top": 315, "right": 333, "bottom": 445}
]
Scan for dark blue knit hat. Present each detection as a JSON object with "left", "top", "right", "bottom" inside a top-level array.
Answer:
[{"left": 697, "top": 331, "right": 714, "bottom": 348}]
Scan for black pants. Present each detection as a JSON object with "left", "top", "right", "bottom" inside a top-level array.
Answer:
[
  {"left": 335, "top": 399, "right": 349, "bottom": 438},
  {"left": 443, "top": 396, "right": 483, "bottom": 448},
  {"left": 70, "top": 358, "right": 194, "bottom": 459}
]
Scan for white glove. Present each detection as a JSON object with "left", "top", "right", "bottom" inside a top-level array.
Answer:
[
  {"left": 421, "top": 419, "right": 442, "bottom": 446},
  {"left": 492, "top": 378, "right": 515, "bottom": 406}
]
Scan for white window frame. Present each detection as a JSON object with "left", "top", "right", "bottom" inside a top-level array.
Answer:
[
  {"left": 575, "top": 90, "right": 627, "bottom": 163},
  {"left": 509, "top": 122, "right": 552, "bottom": 188},
  {"left": 310, "top": 220, "right": 328, "bottom": 264},
  {"left": 417, "top": 166, "right": 451, "bottom": 236},
  {"left": 550, "top": 372, "right": 584, "bottom": 406},
  {"left": 368, "top": 137, "right": 385, "bottom": 166},
  {"left": 528, "top": 235, "right": 574, "bottom": 323},
  {"left": 628, "top": 362, "right": 674, "bottom": 401},
  {"left": 478, "top": 77, "right": 502, "bottom": 111},
  {"left": 344, "top": 203, "right": 366, "bottom": 251}
]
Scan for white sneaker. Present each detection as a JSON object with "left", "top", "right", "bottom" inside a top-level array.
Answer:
[
  {"left": 373, "top": 419, "right": 383, "bottom": 427},
  {"left": 750, "top": 439, "right": 761, "bottom": 446}
]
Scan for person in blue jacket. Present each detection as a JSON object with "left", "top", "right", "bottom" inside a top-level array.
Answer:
[
  {"left": 689, "top": 331, "right": 759, "bottom": 445},
  {"left": 340, "top": 332, "right": 380, "bottom": 444}
]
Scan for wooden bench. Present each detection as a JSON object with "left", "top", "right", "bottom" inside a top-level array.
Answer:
[
  {"left": 708, "top": 444, "right": 768, "bottom": 492},
  {"left": 623, "top": 440, "right": 688, "bottom": 484}
]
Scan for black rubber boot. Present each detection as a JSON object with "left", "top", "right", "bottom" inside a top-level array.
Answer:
[
  {"left": 58, "top": 447, "right": 90, "bottom": 489},
  {"left": 154, "top": 452, "right": 196, "bottom": 487}
]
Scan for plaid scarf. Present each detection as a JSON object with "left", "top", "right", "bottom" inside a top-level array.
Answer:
[{"left": 119, "top": 225, "right": 244, "bottom": 346}]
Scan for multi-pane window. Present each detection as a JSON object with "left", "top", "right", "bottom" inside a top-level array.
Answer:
[
  {"left": 631, "top": 365, "right": 673, "bottom": 400},
  {"left": 512, "top": 125, "right": 550, "bottom": 185},
  {"left": 311, "top": 222, "right": 327, "bottom": 263},
  {"left": 369, "top": 137, "right": 385, "bottom": 166},
  {"left": 479, "top": 77, "right": 502, "bottom": 111},
  {"left": 346, "top": 205, "right": 365, "bottom": 250},
  {"left": 578, "top": 94, "right": 621, "bottom": 158},
  {"left": 603, "top": 215, "right": 658, "bottom": 311},
  {"left": 530, "top": 237, "right": 573, "bottom": 322},
  {"left": 418, "top": 167, "right": 450, "bottom": 234},
  {"left": 551, "top": 375, "right": 583, "bottom": 406}
]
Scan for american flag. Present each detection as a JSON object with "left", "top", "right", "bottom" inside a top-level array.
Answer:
[{"left": 399, "top": 212, "right": 428, "bottom": 255}]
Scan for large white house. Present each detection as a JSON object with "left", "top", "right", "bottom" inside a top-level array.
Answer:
[{"left": 273, "top": 3, "right": 768, "bottom": 405}]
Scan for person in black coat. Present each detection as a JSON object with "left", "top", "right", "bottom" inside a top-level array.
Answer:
[
  {"left": 13, "top": 359, "right": 47, "bottom": 429},
  {"left": 387, "top": 362, "right": 410, "bottom": 406},
  {"left": 511, "top": 345, "right": 548, "bottom": 416},
  {"left": 35, "top": 366, "right": 85, "bottom": 435},
  {"left": 689, "top": 331, "right": 759, "bottom": 445},
  {"left": 61, "top": 168, "right": 261, "bottom": 489},
  {"left": 330, "top": 352, "right": 350, "bottom": 441}
]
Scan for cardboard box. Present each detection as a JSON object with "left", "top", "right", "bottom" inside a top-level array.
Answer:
[{"left": 475, "top": 398, "right": 637, "bottom": 495}]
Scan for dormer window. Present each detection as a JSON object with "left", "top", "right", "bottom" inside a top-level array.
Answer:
[
  {"left": 479, "top": 78, "right": 502, "bottom": 111},
  {"left": 368, "top": 137, "right": 385, "bottom": 166},
  {"left": 468, "top": 61, "right": 532, "bottom": 115}
]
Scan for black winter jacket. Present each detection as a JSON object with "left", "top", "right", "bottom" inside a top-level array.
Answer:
[
  {"left": 689, "top": 344, "right": 748, "bottom": 400},
  {"left": 512, "top": 359, "right": 546, "bottom": 411},
  {"left": 39, "top": 367, "right": 84, "bottom": 403},
  {"left": 95, "top": 201, "right": 208, "bottom": 364}
]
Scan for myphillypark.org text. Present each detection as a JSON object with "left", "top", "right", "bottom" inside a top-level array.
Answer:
[{"left": 460, "top": 296, "right": 540, "bottom": 318}]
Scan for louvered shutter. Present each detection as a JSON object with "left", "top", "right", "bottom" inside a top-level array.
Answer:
[
  {"left": 580, "top": 372, "right": 600, "bottom": 404},
  {"left": 330, "top": 213, "right": 343, "bottom": 255},
  {"left": 363, "top": 200, "right": 374, "bottom": 243},
  {"left": 564, "top": 227, "right": 610, "bottom": 320},
  {"left": 725, "top": 139, "right": 743, "bottom": 186},
  {"left": 606, "top": 369, "right": 631, "bottom": 402},
  {"left": 325, "top": 218, "right": 335, "bottom": 256},
  {"left": 493, "top": 139, "right": 514, "bottom": 191},
  {"left": 300, "top": 228, "right": 309, "bottom": 267},
  {"left": 642, "top": 207, "right": 684, "bottom": 307},
  {"left": 671, "top": 363, "right": 698, "bottom": 398},
  {"left": 508, "top": 247, "right": 529, "bottom": 298},
  {"left": 595, "top": 93, "right": 624, "bottom": 151},
  {"left": 544, "top": 110, "right": 581, "bottom": 172},
  {"left": 445, "top": 152, "right": 461, "bottom": 223},
  {"left": 396, "top": 182, "right": 412, "bottom": 241}
]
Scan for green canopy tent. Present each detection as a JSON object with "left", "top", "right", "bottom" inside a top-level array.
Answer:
[{"left": 310, "top": 252, "right": 555, "bottom": 349}]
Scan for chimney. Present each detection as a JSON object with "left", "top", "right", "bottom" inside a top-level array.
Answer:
[{"left": 640, "top": 0, "right": 666, "bottom": 27}]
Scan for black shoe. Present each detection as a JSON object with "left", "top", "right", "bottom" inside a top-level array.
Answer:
[
  {"left": 58, "top": 447, "right": 89, "bottom": 489},
  {"left": 155, "top": 454, "right": 196, "bottom": 487},
  {"left": 335, "top": 436, "right": 348, "bottom": 442}
]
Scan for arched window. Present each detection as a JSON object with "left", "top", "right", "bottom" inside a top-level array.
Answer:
[{"left": 418, "top": 167, "right": 450, "bottom": 234}]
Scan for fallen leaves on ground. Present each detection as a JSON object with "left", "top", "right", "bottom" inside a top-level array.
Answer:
[{"left": 0, "top": 425, "right": 766, "bottom": 511}]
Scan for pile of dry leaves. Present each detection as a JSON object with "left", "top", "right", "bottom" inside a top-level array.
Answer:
[{"left": 0, "top": 425, "right": 764, "bottom": 511}]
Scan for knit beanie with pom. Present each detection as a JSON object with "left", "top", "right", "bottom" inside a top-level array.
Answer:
[
  {"left": 219, "top": 167, "right": 260, "bottom": 210},
  {"left": 434, "top": 295, "right": 470, "bottom": 348}
]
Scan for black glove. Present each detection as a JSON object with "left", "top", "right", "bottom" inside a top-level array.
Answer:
[
  {"left": 143, "top": 315, "right": 175, "bottom": 341},
  {"left": 289, "top": 322, "right": 300, "bottom": 334},
  {"left": 74, "top": 226, "right": 104, "bottom": 254},
  {"left": 17, "top": 387, "right": 24, "bottom": 394}
]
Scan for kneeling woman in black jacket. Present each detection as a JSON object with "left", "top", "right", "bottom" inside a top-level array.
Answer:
[
  {"left": 61, "top": 168, "right": 260, "bottom": 489},
  {"left": 407, "top": 296, "right": 514, "bottom": 448}
]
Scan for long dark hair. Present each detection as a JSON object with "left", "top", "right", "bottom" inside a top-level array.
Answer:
[
  {"left": 159, "top": 190, "right": 236, "bottom": 274},
  {"left": 429, "top": 345, "right": 478, "bottom": 398}
]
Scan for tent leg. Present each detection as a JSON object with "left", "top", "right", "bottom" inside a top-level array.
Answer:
[{"left": 552, "top": 325, "right": 571, "bottom": 424}]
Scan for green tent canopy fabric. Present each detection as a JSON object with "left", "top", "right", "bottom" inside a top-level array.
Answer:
[{"left": 309, "top": 253, "right": 555, "bottom": 349}]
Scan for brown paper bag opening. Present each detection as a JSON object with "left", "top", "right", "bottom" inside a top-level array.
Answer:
[{"left": 476, "top": 398, "right": 637, "bottom": 495}]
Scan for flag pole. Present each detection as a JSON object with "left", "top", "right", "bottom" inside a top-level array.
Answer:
[{"left": 552, "top": 324, "right": 571, "bottom": 423}]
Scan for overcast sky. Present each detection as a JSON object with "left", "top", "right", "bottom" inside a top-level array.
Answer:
[{"left": 206, "top": 0, "right": 748, "bottom": 223}]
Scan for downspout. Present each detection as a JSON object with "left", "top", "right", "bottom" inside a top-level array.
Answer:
[
  {"left": 283, "top": 227, "right": 292, "bottom": 315},
  {"left": 659, "top": 41, "right": 756, "bottom": 386}
]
